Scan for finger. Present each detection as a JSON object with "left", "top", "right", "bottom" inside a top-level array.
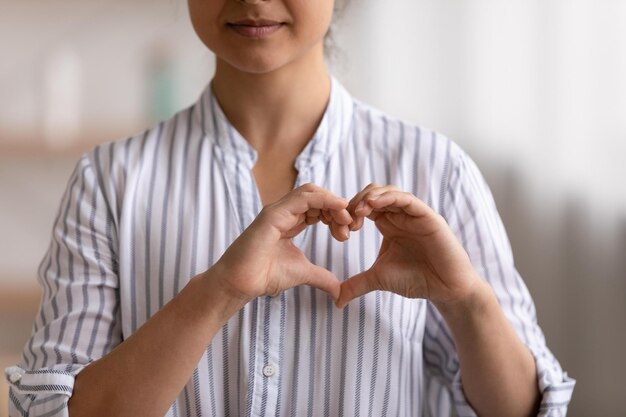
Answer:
[
  {"left": 281, "top": 183, "right": 349, "bottom": 213},
  {"left": 349, "top": 184, "right": 400, "bottom": 222},
  {"left": 327, "top": 207, "right": 353, "bottom": 226},
  {"left": 319, "top": 210, "right": 332, "bottom": 225},
  {"left": 329, "top": 221, "right": 350, "bottom": 241},
  {"left": 365, "top": 190, "right": 432, "bottom": 218},
  {"left": 347, "top": 184, "right": 387, "bottom": 231},
  {"left": 357, "top": 186, "right": 402, "bottom": 210},
  {"left": 305, "top": 264, "right": 342, "bottom": 302},
  {"left": 348, "top": 214, "right": 365, "bottom": 232},
  {"left": 264, "top": 186, "right": 349, "bottom": 232},
  {"left": 335, "top": 270, "right": 378, "bottom": 308},
  {"left": 347, "top": 183, "right": 381, "bottom": 213},
  {"left": 352, "top": 198, "right": 379, "bottom": 220},
  {"left": 305, "top": 209, "right": 321, "bottom": 225},
  {"left": 315, "top": 208, "right": 353, "bottom": 240}
]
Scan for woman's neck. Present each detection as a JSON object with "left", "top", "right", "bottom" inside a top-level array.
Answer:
[{"left": 210, "top": 46, "right": 331, "bottom": 154}]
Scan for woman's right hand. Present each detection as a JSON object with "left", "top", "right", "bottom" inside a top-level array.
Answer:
[{"left": 206, "top": 183, "right": 352, "bottom": 303}]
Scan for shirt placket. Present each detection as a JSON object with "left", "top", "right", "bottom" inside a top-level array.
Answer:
[
  {"left": 217, "top": 146, "right": 285, "bottom": 417},
  {"left": 249, "top": 294, "right": 283, "bottom": 416},
  {"left": 210, "top": 82, "right": 348, "bottom": 415}
]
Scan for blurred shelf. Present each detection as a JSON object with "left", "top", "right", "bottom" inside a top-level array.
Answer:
[
  {"left": 0, "top": 284, "right": 40, "bottom": 314},
  {"left": 0, "top": 123, "right": 151, "bottom": 157},
  {"left": 0, "top": 285, "right": 40, "bottom": 376}
]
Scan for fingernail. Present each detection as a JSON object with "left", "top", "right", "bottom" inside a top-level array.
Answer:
[{"left": 356, "top": 201, "right": 365, "bottom": 211}]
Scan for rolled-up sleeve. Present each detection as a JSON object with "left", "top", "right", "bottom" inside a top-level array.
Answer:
[
  {"left": 5, "top": 364, "right": 85, "bottom": 416},
  {"left": 423, "top": 145, "right": 575, "bottom": 417},
  {"left": 6, "top": 153, "right": 122, "bottom": 417}
]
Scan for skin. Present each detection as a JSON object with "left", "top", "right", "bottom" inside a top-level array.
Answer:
[
  {"left": 68, "top": 0, "right": 540, "bottom": 416},
  {"left": 338, "top": 185, "right": 541, "bottom": 417},
  {"left": 189, "top": 0, "right": 333, "bottom": 203}
]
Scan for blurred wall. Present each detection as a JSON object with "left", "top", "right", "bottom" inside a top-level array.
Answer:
[
  {"left": 335, "top": 2, "right": 626, "bottom": 416},
  {"left": 2, "top": 0, "right": 625, "bottom": 416}
]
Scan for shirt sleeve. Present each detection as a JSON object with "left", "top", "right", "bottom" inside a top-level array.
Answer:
[
  {"left": 5, "top": 154, "right": 122, "bottom": 417},
  {"left": 422, "top": 146, "right": 575, "bottom": 417}
]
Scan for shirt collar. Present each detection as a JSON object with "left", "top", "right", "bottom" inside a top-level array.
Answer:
[{"left": 194, "top": 76, "right": 354, "bottom": 170}]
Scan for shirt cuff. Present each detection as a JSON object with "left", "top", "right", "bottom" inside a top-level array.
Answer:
[
  {"left": 534, "top": 355, "right": 576, "bottom": 416},
  {"left": 5, "top": 364, "right": 86, "bottom": 417},
  {"left": 447, "top": 353, "right": 576, "bottom": 417}
]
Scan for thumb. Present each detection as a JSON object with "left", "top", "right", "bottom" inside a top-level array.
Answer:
[
  {"left": 336, "top": 270, "right": 378, "bottom": 308},
  {"left": 305, "top": 264, "right": 342, "bottom": 302}
]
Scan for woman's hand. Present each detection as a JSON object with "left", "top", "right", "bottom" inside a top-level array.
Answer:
[
  {"left": 208, "top": 183, "right": 352, "bottom": 303},
  {"left": 336, "top": 184, "right": 480, "bottom": 308}
]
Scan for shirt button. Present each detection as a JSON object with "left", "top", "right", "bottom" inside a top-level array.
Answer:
[{"left": 262, "top": 364, "right": 276, "bottom": 377}]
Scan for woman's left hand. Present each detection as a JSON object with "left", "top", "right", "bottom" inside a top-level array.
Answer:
[{"left": 336, "top": 184, "right": 480, "bottom": 308}]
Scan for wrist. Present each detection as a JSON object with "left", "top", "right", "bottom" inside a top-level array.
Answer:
[
  {"left": 192, "top": 266, "right": 250, "bottom": 325},
  {"left": 433, "top": 277, "right": 496, "bottom": 322}
]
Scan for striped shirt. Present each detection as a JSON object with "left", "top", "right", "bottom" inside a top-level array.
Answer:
[{"left": 6, "top": 77, "right": 574, "bottom": 416}]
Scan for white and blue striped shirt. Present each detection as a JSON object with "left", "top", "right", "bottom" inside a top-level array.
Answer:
[{"left": 6, "top": 78, "right": 574, "bottom": 416}]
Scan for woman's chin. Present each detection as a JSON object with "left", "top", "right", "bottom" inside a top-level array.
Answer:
[{"left": 220, "top": 51, "right": 293, "bottom": 76}]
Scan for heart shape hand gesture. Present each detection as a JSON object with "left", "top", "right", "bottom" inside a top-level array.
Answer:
[
  {"left": 337, "top": 184, "right": 479, "bottom": 308},
  {"left": 213, "top": 183, "right": 479, "bottom": 308},
  {"left": 213, "top": 183, "right": 352, "bottom": 303}
]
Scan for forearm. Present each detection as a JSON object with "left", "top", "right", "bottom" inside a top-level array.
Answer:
[
  {"left": 68, "top": 268, "right": 247, "bottom": 417},
  {"left": 435, "top": 278, "right": 540, "bottom": 417}
]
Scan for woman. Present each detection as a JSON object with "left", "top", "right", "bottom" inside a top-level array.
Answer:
[{"left": 6, "top": 0, "right": 574, "bottom": 416}]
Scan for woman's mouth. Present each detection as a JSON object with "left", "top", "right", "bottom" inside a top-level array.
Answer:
[{"left": 227, "top": 19, "right": 285, "bottom": 39}]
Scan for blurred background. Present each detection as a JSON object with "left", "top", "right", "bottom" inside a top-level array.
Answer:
[{"left": 1, "top": 0, "right": 625, "bottom": 415}]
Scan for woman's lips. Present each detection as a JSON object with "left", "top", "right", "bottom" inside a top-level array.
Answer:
[{"left": 227, "top": 20, "right": 285, "bottom": 38}]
